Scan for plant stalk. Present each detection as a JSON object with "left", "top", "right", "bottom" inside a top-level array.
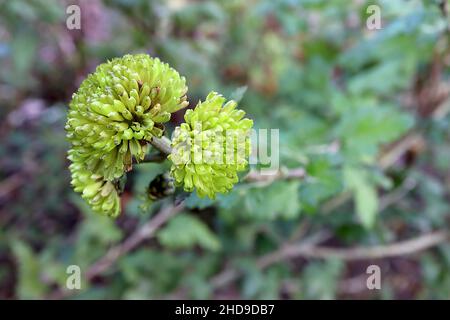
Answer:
[{"left": 149, "top": 136, "right": 172, "bottom": 156}]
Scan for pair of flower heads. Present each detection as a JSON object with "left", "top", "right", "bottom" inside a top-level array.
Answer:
[{"left": 66, "top": 54, "right": 253, "bottom": 217}]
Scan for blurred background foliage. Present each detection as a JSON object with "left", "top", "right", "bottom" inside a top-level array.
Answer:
[{"left": 1, "top": 0, "right": 450, "bottom": 299}]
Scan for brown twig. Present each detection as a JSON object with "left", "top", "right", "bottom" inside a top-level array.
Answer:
[
  {"left": 243, "top": 167, "right": 306, "bottom": 183},
  {"left": 47, "top": 202, "right": 185, "bottom": 299},
  {"left": 0, "top": 173, "right": 24, "bottom": 199},
  {"left": 276, "top": 230, "right": 448, "bottom": 261},
  {"left": 378, "top": 177, "right": 417, "bottom": 212},
  {"left": 209, "top": 231, "right": 331, "bottom": 290},
  {"left": 86, "top": 202, "right": 184, "bottom": 280},
  {"left": 209, "top": 230, "right": 448, "bottom": 291}
]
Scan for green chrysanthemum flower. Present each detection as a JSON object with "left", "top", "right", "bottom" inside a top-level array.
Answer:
[
  {"left": 66, "top": 54, "right": 188, "bottom": 216},
  {"left": 66, "top": 54, "right": 188, "bottom": 180},
  {"left": 169, "top": 92, "right": 253, "bottom": 198}
]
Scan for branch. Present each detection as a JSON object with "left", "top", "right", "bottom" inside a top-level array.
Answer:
[
  {"left": 208, "top": 230, "right": 448, "bottom": 291},
  {"left": 86, "top": 202, "right": 184, "bottom": 280},
  {"left": 278, "top": 230, "right": 448, "bottom": 261},
  {"left": 243, "top": 167, "right": 306, "bottom": 184},
  {"left": 147, "top": 138, "right": 308, "bottom": 184},
  {"left": 47, "top": 202, "right": 185, "bottom": 299},
  {"left": 0, "top": 173, "right": 23, "bottom": 199},
  {"left": 209, "top": 231, "right": 331, "bottom": 290},
  {"left": 378, "top": 177, "right": 417, "bottom": 212},
  {"left": 378, "top": 130, "right": 425, "bottom": 170}
]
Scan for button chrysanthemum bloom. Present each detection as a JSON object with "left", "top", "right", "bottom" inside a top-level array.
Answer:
[
  {"left": 66, "top": 54, "right": 188, "bottom": 216},
  {"left": 66, "top": 54, "right": 188, "bottom": 180},
  {"left": 169, "top": 92, "right": 253, "bottom": 198}
]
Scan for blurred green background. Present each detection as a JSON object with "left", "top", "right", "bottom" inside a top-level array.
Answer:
[{"left": 1, "top": 0, "right": 450, "bottom": 299}]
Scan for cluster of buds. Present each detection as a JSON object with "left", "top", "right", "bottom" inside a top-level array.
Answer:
[
  {"left": 169, "top": 92, "right": 253, "bottom": 199},
  {"left": 67, "top": 55, "right": 253, "bottom": 217}
]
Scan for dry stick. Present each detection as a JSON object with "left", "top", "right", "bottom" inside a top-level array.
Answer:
[
  {"left": 378, "top": 177, "right": 417, "bottom": 212},
  {"left": 147, "top": 137, "right": 308, "bottom": 184},
  {"left": 243, "top": 167, "right": 306, "bottom": 183},
  {"left": 48, "top": 202, "right": 185, "bottom": 299},
  {"left": 279, "top": 230, "right": 449, "bottom": 261},
  {"left": 86, "top": 202, "right": 184, "bottom": 280},
  {"left": 209, "top": 231, "right": 331, "bottom": 290},
  {"left": 210, "top": 230, "right": 449, "bottom": 290},
  {"left": 0, "top": 173, "right": 24, "bottom": 199}
]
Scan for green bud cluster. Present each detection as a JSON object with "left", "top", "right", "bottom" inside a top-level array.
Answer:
[
  {"left": 66, "top": 54, "right": 188, "bottom": 216},
  {"left": 169, "top": 92, "right": 253, "bottom": 199},
  {"left": 69, "top": 150, "right": 121, "bottom": 216}
]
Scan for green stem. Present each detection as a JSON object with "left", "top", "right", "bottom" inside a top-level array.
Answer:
[{"left": 149, "top": 136, "right": 172, "bottom": 155}]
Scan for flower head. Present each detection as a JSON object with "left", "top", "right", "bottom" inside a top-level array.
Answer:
[
  {"left": 66, "top": 54, "right": 188, "bottom": 180},
  {"left": 169, "top": 92, "right": 253, "bottom": 198}
]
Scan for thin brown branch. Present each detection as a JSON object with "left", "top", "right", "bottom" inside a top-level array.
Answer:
[
  {"left": 0, "top": 173, "right": 24, "bottom": 199},
  {"left": 47, "top": 202, "right": 185, "bottom": 299},
  {"left": 86, "top": 202, "right": 184, "bottom": 280},
  {"left": 209, "top": 230, "right": 448, "bottom": 291},
  {"left": 243, "top": 167, "right": 306, "bottom": 184},
  {"left": 378, "top": 130, "right": 425, "bottom": 170},
  {"left": 278, "top": 230, "right": 448, "bottom": 261},
  {"left": 209, "top": 231, "right": 331, "bottom": 290},
  {"left": 378, "top": 177, "right": 417, "bottom": 212}
]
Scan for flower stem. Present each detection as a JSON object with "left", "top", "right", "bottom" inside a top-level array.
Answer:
[{"left": 149, "top": 136, "right": 172, "bottom": 155}]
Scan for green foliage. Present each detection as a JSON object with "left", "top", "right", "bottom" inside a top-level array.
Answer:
[
  {"left": 222, "top": 181, "right": 302, "bottom": 221},
  {"left": 11, "top": 240, "right": 47, "bottom": 299},
  {"left": 344, "top": 166, "right": 379, "bottom": 228},
  {"left": 300, "top": 260, "right": 344, "bottom": 299},
  {"left": 300, "top": 157, "right": 342, "bottom": 213},
  {"left": 1, "top": 0, "right": 449, "bottom": 300},
  {"left": 157, "top": 214, "right": 220, "bottom": 251},
  {"left": 335, "top": 101, "right": 414, "bottom": 161}
]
